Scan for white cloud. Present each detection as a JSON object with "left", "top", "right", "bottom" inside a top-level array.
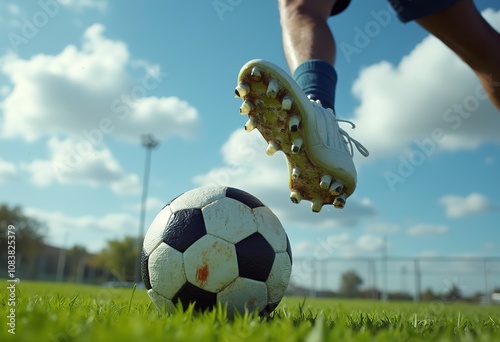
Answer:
[
  {"left": 126, "top": 196, "right": 166, "bottom": 213},
  {"left": 193, "top": 129, "right": 376, "bottom": 231},
  {"left": 0, "top": 157, "right": 16, "bottom": 182},
  {"left": 407, "top": 224, "right": 448, "bottom": 236},
  {"left": 296, "top": 233, "right": 386, "bottom": 258},
  {"left": 23, "top": 137, "right": 141, "bottom": 195},
  {"left": 25, "top": 207, "right": 138, "bottom": 253},
  {"left": 59, "top": 0, "right": 108, "bottom": 11},
  {"left": 440, "top": 193, "right": 498, "bottom": 218},
  {"left": 0, "top": 24, "right": 200, "bottom": 143},
  {"left": 351, "top": 8, "right": 500, "bottom": 161},
  {"left": 6, "top": 4, "right": 21, "bottom": 15}
]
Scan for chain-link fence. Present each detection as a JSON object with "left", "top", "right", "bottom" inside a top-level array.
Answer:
[{"left": 289, "top": 256, "right": 500, "bottom": 303}]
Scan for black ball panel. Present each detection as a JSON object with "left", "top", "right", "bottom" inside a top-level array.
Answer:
[
  {"left": 172, "top": 282, "right": 217, "bottom": 311},
  {"left": 286, "top": 236, "right": 293, "bottom": 265},
  {"left": 235, "top": 233, "right": 275, "bottom": 281},
  {"left": 226, "top": 187, "right": 264, "bottom": 209},
  {"left": 141, "top": 248, "right": 152, "bottom": 290},
  {"left": 162, "top": 208, "right": 207, "bottom": 252},
  {"left": 260, "top": 300, "right": 281, "bottom": 317}
]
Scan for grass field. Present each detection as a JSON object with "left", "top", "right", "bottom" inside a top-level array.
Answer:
[{"left": 1, "top": 280, "right": 499, "bottom": 341}]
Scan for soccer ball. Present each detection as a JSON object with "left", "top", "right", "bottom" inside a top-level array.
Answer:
[{"left": 141, "top": 185, "right": 292, "bottom": 316}]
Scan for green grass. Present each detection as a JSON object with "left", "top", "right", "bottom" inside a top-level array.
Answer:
[{"left": 1, "top": 280, "right": 499, "bottom": 341}]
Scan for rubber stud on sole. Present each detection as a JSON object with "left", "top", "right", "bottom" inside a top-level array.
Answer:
[
  {"left": 289, "top": 115, "right": 300, "bottom": 132},
  {"left": 291, "top": 138, "right": 303, "bottom": 154},
  {"left": 266, "top": 79, "right": 279, "bottom": 98},
  {"left": 329, "top": 181, "right": 343, "bottom": 196},
  {"left": 244, "top": 118, "right": 256, "bottom": 132},
  {"left": 291, "top": 167, "right": 300, "bottom": 180},
  {"left": 282, "top": 95, "right": 293, "bottom": 110},
  {"left": 235, "top": 83, "right": 249, "bottom": 98},
  {"left": 266, "top": 141, "right": 279, "bottom": 156},
  {"left": 240, "top": 100, "right": 252, "bottom": 114},
  {"left": 251, "top": 67, "right": 261, "bottom": 80},
  {"left": 311, "top": 200, "right": 323, "bottom": 213},
  {"left": 290, "top": 190, "right": 302, "bottom": 204},
  {"left": 334, "top": 194, "right": 346, "bottom": 209},
  {"left": 319, "top": 175, "right": 332, "bottom": 189}
]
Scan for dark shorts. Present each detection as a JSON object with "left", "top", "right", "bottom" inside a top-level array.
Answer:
[{"left": 331, "top": 0, "right": 462, "bottom": 22}]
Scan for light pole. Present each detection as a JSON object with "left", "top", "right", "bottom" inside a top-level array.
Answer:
[{"left": 134, "top": 134, "right": 159, "bottom": 283}]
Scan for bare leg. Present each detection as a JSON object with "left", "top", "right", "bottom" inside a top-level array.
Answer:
[
  {"left": 417, "top": 0, "right": 500, "bottom": 110},
  {"left": 278, "top": 0, "right": 338, "bottom": 73}
]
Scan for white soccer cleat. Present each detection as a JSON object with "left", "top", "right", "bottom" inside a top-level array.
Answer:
[{"left": 235, "top": 59, "right": 369, "bottom": 211}]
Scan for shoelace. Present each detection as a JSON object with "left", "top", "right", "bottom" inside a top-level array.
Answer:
[
  {"left": 311, "top": 99, "right": 370, "bottom": 157},
  {"left": 338, "top": 122, "right": 370, "bottom": 157},
  {"left": 326, "top": 108, "right": 370, "bottom": 158}
]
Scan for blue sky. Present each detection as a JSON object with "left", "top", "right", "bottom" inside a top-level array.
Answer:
[{"left": 1, "top": 0, "right": 499, "bottom": 295}]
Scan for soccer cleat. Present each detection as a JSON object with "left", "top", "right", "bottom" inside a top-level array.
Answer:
[{"left": 235, "top": 59, "right": 369, "bottom": 211}]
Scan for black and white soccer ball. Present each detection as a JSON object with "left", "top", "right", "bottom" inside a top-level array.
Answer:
[{"left": 141, "top": 185, "right": 292, "bottom": 316}]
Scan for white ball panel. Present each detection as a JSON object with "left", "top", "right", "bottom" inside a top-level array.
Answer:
[
  {"left": 202, "top": 197, "right": 257, "bottom": 243},
  {"left": 147, "top": 289, "right": 176, "bottom": 313},
  {"left": 253, "top": 206, "right": 287, "bottom": 252},
  {"left": 169, "top": 186, "right": 227, "bottom": 212},
  {"left": 143, "top": 206, "right": 172, "bottom": 255},
  {"left": 148, "top": 242, "right": 186, "bottom": 299},
  {"left": 183, "top": 235, "right": 238, "bottom": 293},
  {"left": 266, "top": 252, "right": 292, "bottom": 303},
  {"left": 217, "top": 277, "right": 268, "bottom": 317}
]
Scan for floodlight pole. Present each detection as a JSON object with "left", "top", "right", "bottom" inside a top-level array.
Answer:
[{"left": 134, "top": 134, "right": 159, "bottom": 283}]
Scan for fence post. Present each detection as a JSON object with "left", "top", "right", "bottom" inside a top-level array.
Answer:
[{"left": 414, "top": 259, "right": 421, "bottom": 302}]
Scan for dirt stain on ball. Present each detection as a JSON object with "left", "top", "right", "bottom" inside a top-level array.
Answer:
[{"left": 196, "top": 263, "right": 209, "bottom": 283}]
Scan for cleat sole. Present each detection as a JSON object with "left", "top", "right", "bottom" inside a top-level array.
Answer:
[{"left": 236, "top": 59, "right": 356, "bottom": 209}]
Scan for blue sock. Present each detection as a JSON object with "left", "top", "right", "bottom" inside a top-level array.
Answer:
[{"left": 292, "top": 59, "right": 338, "bottom": 111}]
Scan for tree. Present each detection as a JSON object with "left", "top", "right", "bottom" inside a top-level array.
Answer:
[
  {"left": 339, "top": 270, "right": 363, "bottom": 298},
  {"left": 94, "top": 236, "right": 140, "bottom": 281},
  {"left": 0, "top": 204, "right": 47, "bottom": 277},
  {"left": 67, "top": 245, "right": 89, "bottom": 282},
  {"left": 421, "top": 287, "right": 437, "bottom": 301},
  {"left": 442, "top": 284, "right": 462, "bottom": 303}
]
